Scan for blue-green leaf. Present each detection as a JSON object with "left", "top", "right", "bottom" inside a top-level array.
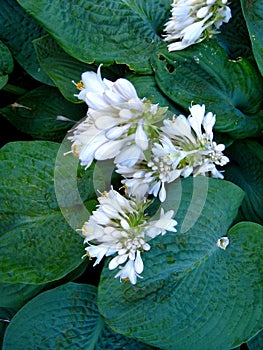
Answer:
[
  {"left": 98, "top": 178, "right": 262, "bottom": 349},
  {"left": 3, "top": 283, "right": 156, "bottom": 349},
  {"left": 151, "top": 40, "right": 263, "bottom": 139},
  {"left": 0, "top": 0, "right": 53, "bottom": 85}
]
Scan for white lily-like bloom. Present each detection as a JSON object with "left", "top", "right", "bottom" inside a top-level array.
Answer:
[
  {"left": 117, "top": 134, "right": 188, "bottom": 202},
  {"left": 161, "top": 104, "right": 229, "bottom": 178},
  {"left": 69, "top": 65, "right": 167, "bottom": 168},
  {"left": 117, "top": 104, "right": 228, "bottom": 201},
  {"left": 163, "top": 0, "right": 232, "bottom": 51},
  {"left": 81, "top": 188, "right": 177, "bottom": 284}
]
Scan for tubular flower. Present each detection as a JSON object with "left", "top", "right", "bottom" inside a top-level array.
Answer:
[
  {"left": 163, "top": 0, "right": 232, "bottom": 51},
  {"left": 69, "top": 65, "right": 167, "bottom": 168},
  {"left": 161, "top": 104, "right": 229, "bottom": 178},
  {"left": 117, "top": 134, "right": 188, "bottom": 202},
  {"left": 81, "top": 188, "right": 177, "bottom": 284},
  {"left": 117, "top": 104, "right": 228, "bottom": 202}
]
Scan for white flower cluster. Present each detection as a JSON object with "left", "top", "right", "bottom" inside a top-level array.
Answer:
[
  {"left": 82, "top": 189, "right": 177, "bottom": 284},
  {"left": 163, "top": 0, "right": 232, "bottom": 51},
  {"left": 69, "top": 66, "right": 229, "bottom": 284}
]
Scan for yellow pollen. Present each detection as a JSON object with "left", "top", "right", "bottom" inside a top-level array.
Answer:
[
  {"left": 72, "top": 145, "right": 80, "bottom": 158},
  {"left": 122, "top": 277, "right": 130, "bottom": 281},
  {"left": 86, "top": 250, "right": 93, "bottom": 261},
  {"left": 76, "top": 81, "right": 84, "bottom": 90}
]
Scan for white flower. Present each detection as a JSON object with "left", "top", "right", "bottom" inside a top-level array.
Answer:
[
  {"left": 81, "top": 188, "right": 177, "bottom": 284},
  {"left": 117, "top": 134, "right": 187, "bottom": 202},
  {"left": 69, "top": 65, "right": 167, "bottom": 168},
  {"left": 161, "top": 104, "right": 229, "bottom": 178},
  {"left": 163, "top": 0, "right": 232, "bottom": 51},
  {"left": 216, "top": 236, "right": 229, "bottom": 250}
]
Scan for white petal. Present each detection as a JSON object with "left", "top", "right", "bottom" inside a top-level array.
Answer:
[
  {"left": 134, "top": 251, "right": 144, "bottom": 274},
  {"left": 188, "top": 104, "right": 206, "bottom": 139},
  {"left": 108, "top": 254, "right": 128, "bottom": 270},
  {"left": 114, "top": 260, "right": 138, "bottom": 284},
  {"left": 105, "top": 124, "right": 131, "bottom": 140},
  {"left": 85, "top": 92, "right": 110, "bottom": 110},
  {"left": 159, "top": 182, "right": 167, "bottom": 202},
  {"left": 135, "top": 121, "right": 149, "bottom": 150},
  {"left": 112, "top": 78, "right": 139, "bottom": 100},
  {"left": 114, "top": 144, "right": 144, "bottom": 166},
  {"left": 95, "top": 139, "right": 127, "bottom": 160}
]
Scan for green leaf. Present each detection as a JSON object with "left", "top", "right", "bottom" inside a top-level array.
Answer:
[
  {"left": 0, "top": 0, "right": 53, "bottom": 85},
  {"left": 3, "top": 283, "right": 156, "bottom": 349},
  {"left": 0, "top": 141, "right": 93, "bottom": 284},
  {"left": 151, "top": 40, "right": 263, "bottom": 139},
  {"left": 98, "top": 178, "right": 262, "bottom": 349},
  {"left": 224, "top": 139, "right": 263, "bottom": 225},
  {"left": 0, "top": 283, "right": 46, "bottom": 310},
  {"left": 17, "top": 0, "right": 172, "bottom": 74},
  {"left": 0, "top": 85, "right": 86, "bottom": 141},
  {"left": 0, "top": 259, "right": 88, "bottom": 310},
  {"left": 217, "top": 0, "right": 252, "bottom": 59},
  {"left": 241, "top": 0, "right": 263, "bottom": 75},
  {"left": 247, "top": 330, "right": 263, "bottom": 350},
  {"left": 0, "top": 40, "right": 13, "bottom": 89},
  {"left": 33, "top": 35, "right": 126, "bottom": 102}
]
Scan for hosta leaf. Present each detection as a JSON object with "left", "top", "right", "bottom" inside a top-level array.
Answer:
[
  {"left": 151, "top": 40, "right": 263, "bottom": 139},
  {"left": 33, "top": 35, "right": 126, "bottom": 102},
  {"left": 0, "top": 40, "right": 13, "bottom": 89},
  {"left": 0, "top": 283, "right": 46, "bottom": 310},
  {"left": 241, "top": 0, "right": 263, "bottom": 75},
  {"left": 217, "top": 0, "right": 252, "bottom": 59},
  {"left": 0, "top": 260, "right": 88, "bottom": 310},
  {"left": 17, "top": 0, "right": 172, "bottom": 74},
  {"left": 98, "top": 178, "right": 262, "bottom": 349},
  {"left": 0, "top": 0, "right": 53, "bottom": 85},
  {"left": 2, "top": 283, "right": 156, "bottom": 349},
  {"left": 224, "top": 139, "right": 263, "bottom": 225},
  {"left": 0, "top": 85, "right": 86, "bottom": 141},
  {"left": 0, "top": 141, "right": 95, "bottom": 284},
  {"left": 247, "top": 330, "right": 263, "bottom": 350}
]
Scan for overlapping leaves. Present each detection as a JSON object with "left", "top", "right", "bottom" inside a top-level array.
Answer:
[
  {"left": 151, "top": 41, "right": 263, "bottom": 139},
  {"left": 0, "top": 85, "right": 86, "bottom": 141},
  {"left": 17, "top": 0, "right": 172, "bottom": 74},
  {"left": 0, "top": 0, "right": 53, "bottom": 84},
  {"left": 2, "top": 283, "right": 155, "bottom": 349},
  {"left": 98, "top": 177, "right": 263, "bottom": 350}
]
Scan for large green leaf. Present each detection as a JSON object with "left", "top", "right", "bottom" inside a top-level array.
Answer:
[
  {"left": 0, "top": 40, "right": 13, "bottom": 90},
  {"left": 151, "top": 40, "right": 263, "bottom": 139},
  {"left": 2, "top": 283, "right": 156, "bottom": 349},
  {"left": 224, "top": 139, "right": 263, "bottom": 225},
  {"left": 241, "top": 0, "right": 263, "bottom": 75},
  {"left": 98, "top": 178, "right": 263, "bottom": 349},
  {"left": 0, "top": 141, "right": 94, "bottom": 284},
  {"left": 17, "top": 0, "right": 171, "bottom": 74},
  {"left": 33, "top": 35, "right": 126, "bottom": 102},
  {"left": 0, "top": 0, "right": 53, "bottom": 85},
  {"left": 0, "top": 85, "right": 86, "bottom": 141},
  {"left": 0, "top": 259, "right": 88, "bottom": 310}
]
